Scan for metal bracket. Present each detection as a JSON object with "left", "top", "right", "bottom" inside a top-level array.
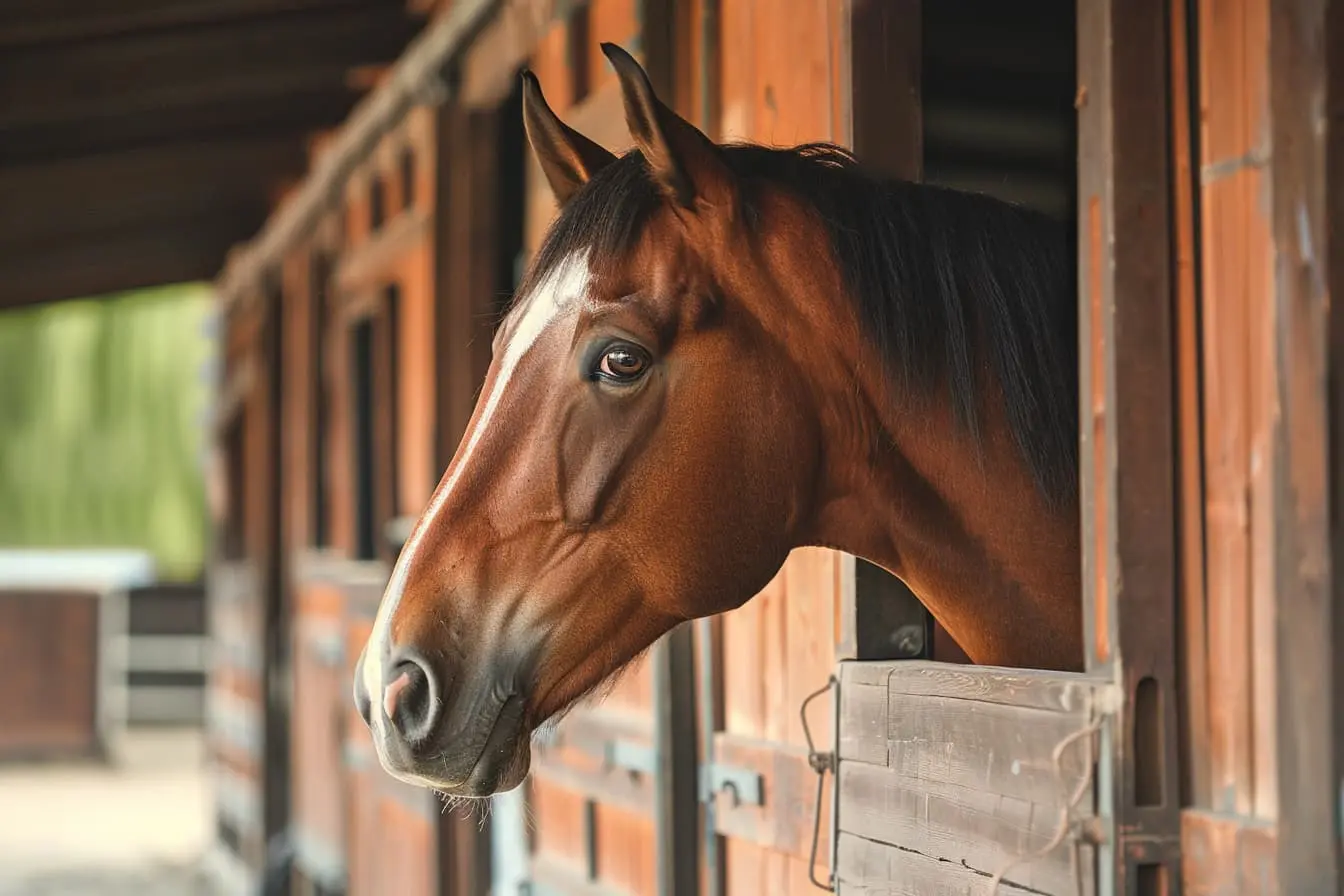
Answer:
[
  {"left": 698, "top": 763, "right": 764, "bottom": 808},
  {"left": 602, "top": 739, "right": 657, "bottom": 777},
  {"left": 802, "top": 675, "right": 839, "bottom": 892}
]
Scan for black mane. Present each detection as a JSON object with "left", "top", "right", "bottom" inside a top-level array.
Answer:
[{"left": 521, "top": 142, "right": 1078, "bottom": 504}]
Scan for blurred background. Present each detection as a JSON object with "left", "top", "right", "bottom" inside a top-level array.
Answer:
[{"left": 0, "top": 285, "right": 216, "bottom": 894}]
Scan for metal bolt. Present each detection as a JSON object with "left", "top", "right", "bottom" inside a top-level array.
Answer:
[{"left": 891, "top": 623, "right": 925, "bottom": 658}]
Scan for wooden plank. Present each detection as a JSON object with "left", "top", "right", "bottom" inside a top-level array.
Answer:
[
  {"left": 1167, "top": 0, "right": 1211, "bottom": 812},
  {"left": 846, "top": 660, "right": 1097, "bottom": 712},
  {"left": 1262, "top": 0, "right": 1339, "bottom": 888},
  {"left": 1180, "top": 809, "right": 1277, "bottom": 896},
  {"left": 883, "top": 695, "right": 1093, "bottom": 808},
  {"left": 0, "top": 215, "right": 260, "bottom": 310},
  {"left": 834, "top": 833, "right": 1044, "bottom": 896},
  {"left": 838, "top": 762, "right": 1081, "bottom": 894},
  {"left": 835, "top": 661, "right": 1102, "bottom": 894},
  {"left": 1195, "top": 0, "right": 1267, "bottom": 820},
  {"left": 836, "top": 679, "right": 888, "bottom": 767},
  {"left": 0, "top": 136, "right": 303, "bottom": 245},
  {"left": 0, "top": 5, "right": 416, "bottom": 129},
  {"left": 781, "top": 548, "right": 840, "bottom": 747},
  {"left": 0, "top": 0, "right": 387, "bottom": 47},
  {"left": 1076, "top": 0, "right": 1184, "bottom": 884}
]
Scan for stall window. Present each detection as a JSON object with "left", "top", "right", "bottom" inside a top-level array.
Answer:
[{"left": 350, "top": 319, "right": 377, "bottom": 561}]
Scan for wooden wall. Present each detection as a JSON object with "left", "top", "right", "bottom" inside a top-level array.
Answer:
[{"left": 1176, "top": 0, "right": 1341, "bottom": 890}]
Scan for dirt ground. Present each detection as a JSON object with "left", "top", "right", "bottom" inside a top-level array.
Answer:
[{"left": 0, "top": 728, "right": 214, "bottom": 896}]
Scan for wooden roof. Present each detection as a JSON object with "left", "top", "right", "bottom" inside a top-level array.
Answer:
[{"left": 0, "top": 0, "right": 427, "bottom": 310}]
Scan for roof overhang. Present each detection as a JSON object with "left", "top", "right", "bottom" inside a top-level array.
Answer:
[{"left": 0, "top": 0, "right": 428, "bottom": 311}]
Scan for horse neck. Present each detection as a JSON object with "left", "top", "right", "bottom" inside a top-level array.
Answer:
[{"left": 801, "top": 331, "right": 1084, "bottom": 672}]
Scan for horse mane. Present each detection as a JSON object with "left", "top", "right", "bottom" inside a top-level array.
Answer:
[{"left": 520, "top": 141, "right": 1079, "bottom": 504}]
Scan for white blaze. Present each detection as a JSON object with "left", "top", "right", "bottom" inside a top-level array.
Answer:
[{"left": 362, "top": 251, "right": 592, "bottom": 731}]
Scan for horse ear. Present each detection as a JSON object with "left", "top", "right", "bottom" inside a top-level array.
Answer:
[
  {"left": 599, "top": 42, "right": 732, "bottom": 211},
  {"left": 521, "top": 70, "right": 616, "bottom": 206}
]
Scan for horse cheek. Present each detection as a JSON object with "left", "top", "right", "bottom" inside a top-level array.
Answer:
[{"left": 555, "top": 392, "right": 664, "bottom": 529}]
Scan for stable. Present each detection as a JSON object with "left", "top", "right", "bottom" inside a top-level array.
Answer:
[{"left": 206, "top": 1, "right": 1342, "bottom": 894}]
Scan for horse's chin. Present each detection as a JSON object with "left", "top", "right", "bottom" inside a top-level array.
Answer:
[{"left": 451, "top": 734, "right": 532, "bottom": 798}]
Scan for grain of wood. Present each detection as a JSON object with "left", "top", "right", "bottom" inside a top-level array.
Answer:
[
  {"left": 835, "top": 833, "right": 1043, "bottom": 896},
  {"left": 885, "top": 695, "right": 1092, "bottom": 806},
  {"left": 1196, "top": 0, "right": 1265, "bottom": 819},
  {"left": 784, "top": 548, "right": 838, "bottom": 748},
  {"left": 1167, "top": 0, "right": 1212, "bottom": 811},
  {"left": 846, "top": 661, "right": 1095, "bottom": 713},
  {"left": 838, "top": 762, "right": 1079, "bottom": 893},
  {"left": 837, "top": 680, "right": 889, "bottom": 766},
  {"left": 835, "top": 662, "right": 1100, "bottom": 894}
]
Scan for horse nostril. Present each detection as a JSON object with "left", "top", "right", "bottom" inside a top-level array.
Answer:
[{"left": 383, "top": 651, "right": 441, "bottom": 745}]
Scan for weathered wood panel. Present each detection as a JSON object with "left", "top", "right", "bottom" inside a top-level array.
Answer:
[
  {"left": 836, "top": 833, "right": 1042, "bottom": 896},
  {"left": 1260, "top": 0, "right": 1337, "bottom": 886},
  {"left": 834, "top": 661, "right": 1103, "bottom": 895}
]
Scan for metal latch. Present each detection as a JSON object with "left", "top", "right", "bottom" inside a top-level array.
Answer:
[
  {"left": 802, "top": 675, "right": 839, "bottom": 892},
  {"left": 698, "top": 762, "right": 764, "bottom": 807},
  {"left": 602, "top": 739, "right": 656, "bottom": 777}
]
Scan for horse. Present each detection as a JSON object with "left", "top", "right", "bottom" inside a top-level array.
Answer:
[{"left": 352, "top": 42, "right": 1081, "bottom": 798}]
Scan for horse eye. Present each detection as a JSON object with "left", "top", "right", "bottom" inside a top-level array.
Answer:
[{"left": 597, "top": 345, "right": 649, "bottom": 381}]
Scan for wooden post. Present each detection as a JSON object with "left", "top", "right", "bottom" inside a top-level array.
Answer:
[
  {"left": 259, "top": 271, "right": 295, "bottom": 872},
  {"left": 1263, "top": 0, "right": 1338, "bottom": 888},
  {"left": 833, "top": 0, "right": 938, "bottom": 666},
  {"left": 1076, "top": 0, "right": 1183, "bottom": 890}
]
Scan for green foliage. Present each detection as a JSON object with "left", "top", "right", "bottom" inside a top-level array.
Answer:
[{"left": 0, "top": 283, "right": 216, "bottom": 581}]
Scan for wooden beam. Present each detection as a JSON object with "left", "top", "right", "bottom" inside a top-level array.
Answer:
[
  {"left": 1076, "top": 0, "right": 1183, "bottom": 889},
  {"left": 0, "top": 0, "right": 394, "bottom": 47},
  {"left": 0, "top": 5, "right": 418, "bottom": 132},
  {"left": 0, "top": 137, "right": 306, "bottom": 246},
  {"left": 0, "top": 85, "right": 361, "bottom": 168},
  {"left": 1263, "top": 0, "right": 1338, "bottom": 888},
  {"left": 0, "top": 216, "right": 254, "bottom": 308}
]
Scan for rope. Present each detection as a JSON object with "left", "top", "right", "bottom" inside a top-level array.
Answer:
[{"left": 985, "top": 710, "right": 1105, "bottom": 895}]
